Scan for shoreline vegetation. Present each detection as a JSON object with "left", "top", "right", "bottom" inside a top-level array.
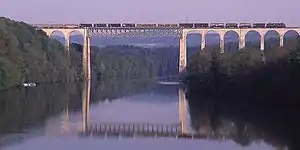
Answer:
[
  {"left": 183, "top": 35, "right": 300, "bottom": 149},
  {"left": 183, "top": 35, "right": 300, "bottom": 99}
]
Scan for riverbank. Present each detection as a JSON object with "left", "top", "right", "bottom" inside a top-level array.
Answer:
[
  {"left": 183, "top": 36, "right": 300, "bottom": 98},
  {"left": 183, "top": 37, "right": 300, "bottom": 150}
]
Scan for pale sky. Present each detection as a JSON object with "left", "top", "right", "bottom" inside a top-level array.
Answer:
[{"left": 1, "top": 0, "right": 299, "bottom": 26}]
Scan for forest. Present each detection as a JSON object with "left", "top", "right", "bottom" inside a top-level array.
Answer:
[
  {"left": 184, "top": 34, "right": 300, "bottom": 150},
  {"left": 0, "top": 17, "right": 78, "bottom": 90},
  {"left": 0, "top": 17, "right": 181, "bottom": 91},
  {"left": 68, "top": 44, "right": 181, "bottom": 81},
  {"left": 183, "top": 36, "right": 300, "bottom": 96}
]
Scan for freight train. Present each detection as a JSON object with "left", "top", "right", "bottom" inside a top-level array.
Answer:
[{"left": 32, "top": 23, "right": 287, "bottom": 29}]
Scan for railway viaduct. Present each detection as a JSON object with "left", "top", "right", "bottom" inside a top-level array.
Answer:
[{"left": 33, "top": 25, "right": 300, "bottom": 80}]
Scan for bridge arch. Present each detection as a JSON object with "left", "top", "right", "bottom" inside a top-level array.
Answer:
[
  {"left": 47, "top": 30, "right": 70, "bottom": 52},
  {"left": 245, "top": 30, "right": 261, "bottom": 50},
  {"left": 284, "top": 30, "right": 299, "bottom": 38},
  {"left": 43, "top": 29, "right": 85, "bottom": 37},
  {"left": 264, "top": 30, "right": 280, "bottom": 50},
  {"left": 224, "top": 30, "right": 239, "bottom": 52},
  {"left": 48, "top": 30, "right": 67, "bottom": 45},
  {"left": 48, "top": 30, "right": 66, "bottom": 38},
  {"left": 263, "top": 30, "right": 283, "bottom": 61},
  {"left": 204, "top": 30, "right": 221, "bottom": 51},
  {"left": 186, "top": 30, "right": 202, "bottom": 55},
  {"left": 41, "top": 29, "right": 86, "bottom": 52},
  {"left": 284, "top": 30, "right": 299, "bottom": 48},
  {"left": 69, "top": 30, "right": 84, "bottom": 45}
]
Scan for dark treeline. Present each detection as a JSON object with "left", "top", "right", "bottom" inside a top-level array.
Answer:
[
  {"left": 184, "top": 36, "right": 300, "bottom": 149},
  {"left": 69, "top": 44, "right": 158, "bottom": 81},
  {"left": 69, "top": 44, "right": 185, "bottom": 80},
  {"left": 184, "top": 36, "right": 299, "bottom": 93}
]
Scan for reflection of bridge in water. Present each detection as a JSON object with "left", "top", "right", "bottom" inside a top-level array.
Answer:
[
  {"left": 57, "top": 81, "right": 290, "bottom": 150},
  {"left": 80, "top": 123, "right": 181, "bottom": 138},
  {"left": 60, "top": 81, "right": 228, "bottom": 140},
  {"left": 79, "top": 80, "right": 190, "bottom": 139}
]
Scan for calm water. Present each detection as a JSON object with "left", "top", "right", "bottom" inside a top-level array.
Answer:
[{"left": 0, "top": 80, "right": 284, "bottom": 150}]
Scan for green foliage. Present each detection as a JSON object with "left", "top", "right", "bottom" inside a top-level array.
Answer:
[
  {"left": 69, "top": 44, "right": 159, "bottom": 81},
  {"left": 0, "top": 17, "right": 178, "bottom": 90},
  {"left": 186, "top": 38, "right": 300, "bottom": 150},
  {"left": 0, "top": 17, "right": 81, "bottom": 90},
  {"left": 184, "top": 37, "right": 300, "bottom": 96},
  {"left": 221, "top": 49, "right": 262, "bottom": 77}
]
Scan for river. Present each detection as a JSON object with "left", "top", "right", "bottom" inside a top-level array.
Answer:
[{"left": 0, "top": 80, "right": 285, "bottom": 150}]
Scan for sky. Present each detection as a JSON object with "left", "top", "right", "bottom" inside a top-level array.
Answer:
[{"left": 1, "top": 0, "right": 299, "bottom": 26}]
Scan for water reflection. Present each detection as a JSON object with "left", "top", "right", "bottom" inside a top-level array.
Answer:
[
  {"left": 81, "top": 80, "right": 90, "bottom": 132},
  {"left": 0, "top": 82, "right": 81, "bottom": 147},
  {"left": 79, "top": 80, "right": 188, "bottom": 138},
  {"left": 0, "top": 80, "right": 152, "bottom": 147},
  {"left": 187, "top": 92, "right": 291, "bottom": 150},
  {"left": 0, "top": 79, "right": 287, "bottom": 150}
]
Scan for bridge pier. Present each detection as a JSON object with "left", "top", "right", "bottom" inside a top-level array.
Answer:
[
  {"left": 179, "top": 34, "right": 187, "bottom": 73},
  {"left": 239, "top": 38, "right": 245, "bottom": 50},
  {"left": 83, "top": 29, "right": 91, "bottom": 80},
  {"left": 201, "top": 40, "right": 205, "bottom": 50},
  {"left": 260, "top": 37, "right": 265, "bottom": 50},
  {"left": 201, "top": 32, "right": 206, "bottom": 50},
  {"left": 220, "top": 39, "right": 225, "bottom": 53},
  {"left": 280, "top": 35, "right": 284, "bottom": 47},
  {"left": 65, "top": 36, "right": 70, "bottom": 53}
]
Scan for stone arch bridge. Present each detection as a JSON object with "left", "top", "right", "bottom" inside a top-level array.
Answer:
[{"left": 36, "top": 26, "right": 300, "bottom": 79}]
